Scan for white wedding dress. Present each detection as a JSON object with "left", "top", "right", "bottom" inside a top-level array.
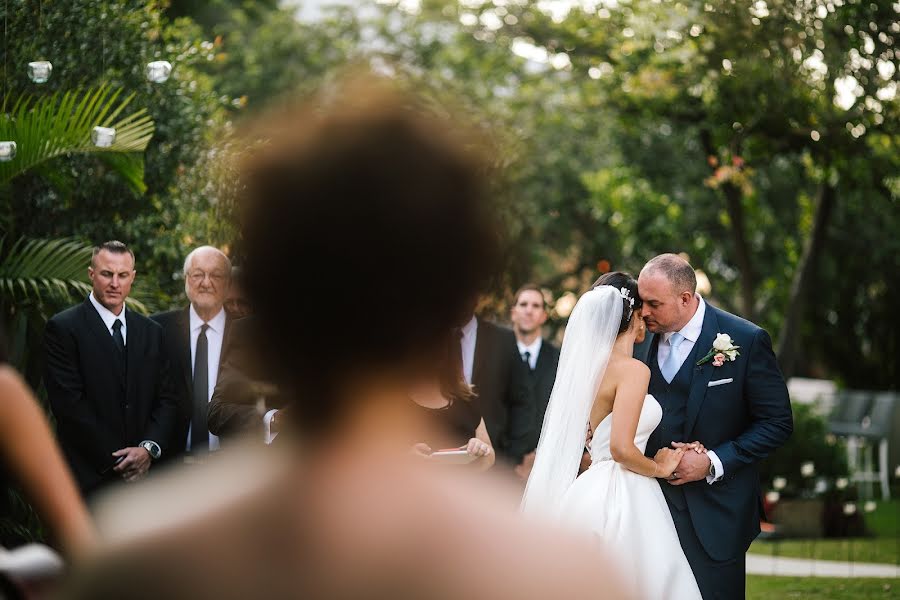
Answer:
[
  {"left": 522, "top": 286, "right": 701, "bottom": 600},
  {"left": 559, "top": 394, "right": 701, "bottom": 600}
]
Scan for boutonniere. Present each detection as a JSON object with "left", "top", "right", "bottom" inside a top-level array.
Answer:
[{"left": 697, "top": 333, "right": 740, "bottom": 367}]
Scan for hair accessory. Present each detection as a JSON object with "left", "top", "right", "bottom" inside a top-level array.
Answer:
[{"left": 618, "top": 287, "right": 635, "bottom": 308}]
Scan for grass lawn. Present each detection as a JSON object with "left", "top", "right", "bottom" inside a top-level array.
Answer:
[
  {"left": 749, "top": 537, "right": 899, "bottom": 564},
  {"left": 749, "top": 499, "right": 900, "bottom": 564},
  {"left": 747, "top": 576, "right": 897, "bottom": 599}
]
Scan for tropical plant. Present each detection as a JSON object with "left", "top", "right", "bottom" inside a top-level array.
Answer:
[
  {"left": 0, "top": 85, "right": 154, "bottom": 192},
  {"left": 0, "top": 86, "right": 155, "bottom": 373}
]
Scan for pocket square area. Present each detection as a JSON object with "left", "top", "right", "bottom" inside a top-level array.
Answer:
[{"left": 708, "top": 378, "right": 733, "bottom": 387}]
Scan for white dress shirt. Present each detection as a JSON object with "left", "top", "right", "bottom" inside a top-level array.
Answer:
[
  {"left": 656, "top": 296, "right": 724, "bottom": 484},
  {"left": 516, "top": 337, "right": 543, "bottom": 370},
  {"left": 460, "top": 316, "right": 478, "bottom": 386},
  {"left": 187, "top": 305, "right": 226, "bottom": 452},
  {"left": 89, "top": 292, "right": 127, "bottom": 344}
]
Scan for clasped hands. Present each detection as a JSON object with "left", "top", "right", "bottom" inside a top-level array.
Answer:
[
  {"left": 654, "top": 441, "right": 710, "bottom": 485},
  {"left": 111, "top": 446, "right": 152, "bottom": 482}
]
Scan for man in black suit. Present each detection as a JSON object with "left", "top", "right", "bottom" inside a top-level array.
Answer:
[
  {"left": 509, "top": 284, "right": 560, "bottom": 479},
  {"left": 459, "top": 310, "right": 532, "bottom": 465},
  {"left": 44, "top": 241, "right": 177, "bottom": 496},
  {"left": 152, "top": 246, "right": 233, "bottom": 461}
]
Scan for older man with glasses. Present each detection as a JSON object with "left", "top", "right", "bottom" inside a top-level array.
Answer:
[{"left": 152, "top": 246, "right": 234, "bottom": 462}]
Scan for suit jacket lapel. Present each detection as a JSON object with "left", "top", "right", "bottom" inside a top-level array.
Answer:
[
  {"left": 684, "top": 304, "right": 720, "bottom": 437},
  {"left": 81, "top": 299, "right": 126, "bottom": 387},
  {"left": 177, "top": 308, "right": 193, "bottom": 394},
  {"left": 647, "top": 333, "right": 660, "bottom": 369},
  {"left": 220, "top": 314, "right": 233, "bottom": 373},
  {"left": 125, "top": 310, "right": 145, "bottom": 398},
  {"left": 471, "top": 318, "right": 487, "bottom": 387},
  {"left": 533, "top": 343, "right": 547, "bottom": 378}
]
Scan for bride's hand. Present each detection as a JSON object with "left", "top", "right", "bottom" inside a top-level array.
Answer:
[
  {"left": 653, "top": 447, "right": 685, "bottom": 478},
  {"left": 673, "top": 441, "right": 707, "bottom": 454},
  {"left": 672, "top": 441, "right": 707, "bottom": 454}
]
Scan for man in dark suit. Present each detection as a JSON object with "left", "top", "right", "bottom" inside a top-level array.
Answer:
[
  {"left": 152, "top": 246, "right": 233, "bottom": 461},
  {"left": 637, "top": 253, "right": 793, "bottom": 599},
  {"left": 509, "top": 284, "right": 560, "bottom": 479},
  {"left": 459, "top": 311, "right": 532, "bottom": 465},
  {"left": 44, "top": 241, "right": 177, "bottom": 497},
  {"left": 207, "top": 315, "right": 288, "bottom": 444}
]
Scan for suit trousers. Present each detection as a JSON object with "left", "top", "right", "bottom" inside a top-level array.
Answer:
[{"left": 669, "top": 504, "right": 746, "bottom": 600}]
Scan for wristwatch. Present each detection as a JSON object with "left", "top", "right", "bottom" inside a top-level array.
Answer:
[
  {"left": 707, "top": 459, "right": 716, "bottom": 479},
  {"left": 140, "top": 440, "right": 162, "bottom": 461}
]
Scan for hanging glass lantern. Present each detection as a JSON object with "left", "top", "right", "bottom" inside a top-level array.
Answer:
[
  {"left": 27, "top": 61, "right": 53, "bottom": 83},
  {"left": 0, "top": 141, "right": 17, "bottom": 162},
  {"left": 91, "top": 126, "right": 116, "bottom": 148},
  {"left": 145, "top": 61, "right": 172, "bottom": 83}
]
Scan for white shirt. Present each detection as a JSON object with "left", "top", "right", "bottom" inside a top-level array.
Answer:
[
  {"left": 186, "top": 305, "right": 227, "bottom": 452},
  {"left": 89, "top": 292, "right": 127, "bottom": 344},
  {"left": 460, "top": 316, "right": 478, "bottom": 385},
  {"left": 656, "top": 296, "right": 706, "bottom": 373},
  {"left": 655, "top": 296, "right": 724, "bottom": 484},
  {"left": 516, "top": 337, "right": 543, "bottom": 370}
]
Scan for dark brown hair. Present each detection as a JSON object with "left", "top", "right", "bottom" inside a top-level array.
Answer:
[
  {"left": 591, "top": 271, "right": 642, "bottom": 334},
  {"left": 91, "top": 240, "right": 134, "bottom": 267},
  {"left": 239, "top": 76, "right": 499, "bottom": 434},
  {"left": 513, "top": 283, "right": 547, "bottom": 310}
]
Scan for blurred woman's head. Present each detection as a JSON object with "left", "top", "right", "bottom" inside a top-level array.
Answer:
[{"left": 239, "top": 75, "right": 499, "bottom": 438}]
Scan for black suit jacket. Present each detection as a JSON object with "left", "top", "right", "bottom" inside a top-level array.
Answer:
[
  {"left": 471, "top": 319, "right": 533, "bottom": 464},
  {"left": 151, "top": 307, "right": 232, "bottom": 459},
  {"left": 207, "top": 316, "right": 288, "bottom": 440},
  {"left": 519, "top": 339, "right": 560, "bottom": 454},
  {"left": 44, "top": 299, "right": 178, "bottom": 495}
]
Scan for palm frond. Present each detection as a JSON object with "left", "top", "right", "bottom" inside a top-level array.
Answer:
[
  {"left": 0, "top": 236, "right": 147, "bottom": 313},
  {"left": 0, "top": 85, "right": 155, "bottom": 191}
]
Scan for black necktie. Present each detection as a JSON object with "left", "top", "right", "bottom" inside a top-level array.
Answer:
[
  {"left": 522, "top": 350, "right": 532, "bottom": 371},
  {"left": 191, "top": 323, "right": 209, "bottom": 453},
  {"left": 112, "top": 319, "right": 125, "bottom": 354}
]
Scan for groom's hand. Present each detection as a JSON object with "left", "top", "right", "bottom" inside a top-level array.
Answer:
[{"left": 667, "top": 442, "right": 711, "bottom": 485}]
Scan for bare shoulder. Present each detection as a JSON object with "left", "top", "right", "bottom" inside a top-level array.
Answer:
[{"left": 622, "top": 358, "right": 650, "bottom": 382}]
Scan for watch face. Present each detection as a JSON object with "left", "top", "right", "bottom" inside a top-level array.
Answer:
[{"left": 142, "top": 442, "right": 160, "bottom": 459}]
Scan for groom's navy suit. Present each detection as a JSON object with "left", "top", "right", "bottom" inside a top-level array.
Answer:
[{"left": 639, "top": 301, "right": 792, "bottom": 600}]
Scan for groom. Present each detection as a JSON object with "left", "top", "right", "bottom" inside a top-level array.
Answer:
[{"left": 636, "top": 254, "right": 793, "bottom": 600}]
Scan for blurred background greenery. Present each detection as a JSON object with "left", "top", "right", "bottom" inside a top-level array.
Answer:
[{"left": 2, "top": 0, "right": 897, "bottom": 390}]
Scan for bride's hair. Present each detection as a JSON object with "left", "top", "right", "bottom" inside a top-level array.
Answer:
[{"left": 591, "top": 271, "right": 641, "bottom": 334}]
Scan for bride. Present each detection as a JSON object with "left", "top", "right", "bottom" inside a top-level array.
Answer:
[{"left": 522, "top": 272, "right": 702, "bottom": 599}]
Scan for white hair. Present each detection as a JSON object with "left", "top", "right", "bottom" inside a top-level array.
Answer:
[{"left": 183, "top": 246, "right": 232, "bottom": 276}]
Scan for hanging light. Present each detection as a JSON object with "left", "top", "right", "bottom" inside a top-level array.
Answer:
[
  {"left": 0, "top": 141, "right": 16, "bottom": 162},
  {"left": 91, "top": 126, "right": 116, "bottom": 148},
  {"left": 27, "top": 61, "right": 53, "bottom": 83},
  {"left": 145, "top": 61, "right": 172, "bottom": 83}
]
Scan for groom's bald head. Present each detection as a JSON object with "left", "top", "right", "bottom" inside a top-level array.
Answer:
[
  {"left": 638, "top": 254, "right": 699, "bottom": 334},
  {"left": 640, "top": 254, "right": 697, "bottom": 296}
]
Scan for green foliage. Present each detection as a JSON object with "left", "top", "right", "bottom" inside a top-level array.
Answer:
[
  {"left": 0, "top": 85, "right": 153, "bottom": 192},
  {"left": 0, "top": 0, "right": 895, "bottom": 392},
  {"left": 0, "top": 237, "right": 94, "bottom": 303},
  {"left": 759, "top": 403, "right": 849, "bottom": 499},
  {"left": 2, "top": 0, "right": 228, "bottom": 312}
]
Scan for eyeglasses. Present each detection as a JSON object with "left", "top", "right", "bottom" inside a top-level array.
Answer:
[{"left": 187, "top": 271, "right": 228, "bottom": 284}]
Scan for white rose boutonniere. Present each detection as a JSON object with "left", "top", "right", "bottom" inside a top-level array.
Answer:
[{"left": 697, "top": 333, "right": 740, "bottom": 367}]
